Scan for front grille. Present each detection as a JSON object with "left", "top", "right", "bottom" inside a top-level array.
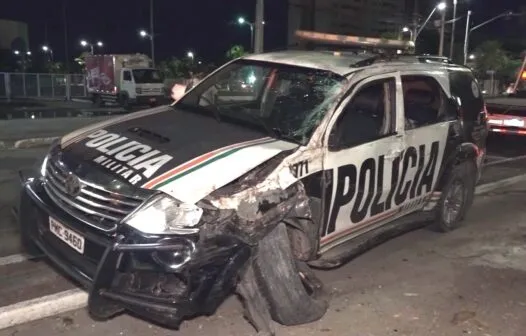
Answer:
[
  {"left": 43, "top": 156, "right": 145, "bottom": 232},
  {"left": 140, "top": 87, "right": 161, "bottom": 94}
]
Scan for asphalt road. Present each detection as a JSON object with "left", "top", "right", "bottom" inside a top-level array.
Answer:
[{"left": 0, "top": 180, "right": 525, "bottom": 336}]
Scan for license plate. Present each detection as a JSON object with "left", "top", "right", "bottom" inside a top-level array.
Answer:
[
  {"left": 149, "top": 98, "right": 156, "bottom": 102},
  {"left": 504, "top": 119, "right": 524, "bottom": 127},
  {"left": 49, "top": 217, "right": 85, "bottom": 254}
]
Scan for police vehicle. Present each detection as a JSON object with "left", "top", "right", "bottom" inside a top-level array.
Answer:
[{"left": 19, "top": 30, "right": 488, "bottom": 335}]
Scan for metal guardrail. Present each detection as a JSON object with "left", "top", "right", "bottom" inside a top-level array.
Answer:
[{"left": 0, "top": 72, "right": 88, "bottom": 100}]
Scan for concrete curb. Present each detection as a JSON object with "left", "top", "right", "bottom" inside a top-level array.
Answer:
[
  {"left": 0, "top": 289, "right": 87, "bottom": 330},
  {"left": 0, "top": 137, "right": 59, "bottom": 150}
]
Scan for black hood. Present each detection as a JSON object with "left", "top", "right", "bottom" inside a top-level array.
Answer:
[{"left": 60, "top": 106, "right": 276, "bottom": 188}]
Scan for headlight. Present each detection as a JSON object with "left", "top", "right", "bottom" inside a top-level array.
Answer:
[{"left": 125, "top": 194, "right": 203, "bottom": 235}]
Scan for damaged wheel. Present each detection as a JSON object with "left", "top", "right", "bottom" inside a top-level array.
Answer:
[
  {"left": 431, "top": 161, "right": 476, "bottom": 232},
  {"left": 254, "top": 223, "right": 328, "bottom": 326}
]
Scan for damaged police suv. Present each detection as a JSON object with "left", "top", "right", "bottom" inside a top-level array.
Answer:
[{"left": 19, "top": 32, "right": 488, "bottom": 335}]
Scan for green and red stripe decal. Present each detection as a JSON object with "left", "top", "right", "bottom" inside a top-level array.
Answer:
[{"left": 142, "top": 137, "right": 277, "bottom": 190}]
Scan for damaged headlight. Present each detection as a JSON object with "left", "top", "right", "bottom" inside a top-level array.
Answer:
[{"left": 125, "top": 194, "right": 203, "bottom": 235}]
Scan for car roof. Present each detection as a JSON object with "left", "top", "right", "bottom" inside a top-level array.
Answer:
[
  {"left": 242, "top": 50, "right": 469, "bottom": 77},
  {"left": 242, "top": 50, "right": 376, "bottom": 76}
]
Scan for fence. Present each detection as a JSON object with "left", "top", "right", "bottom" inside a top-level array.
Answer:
[
  {"left": 0, "top": 73, "right": 192, "bottom": 101},
  {"left": 0, "top": 72, "right": 88, "bottom": 100}
]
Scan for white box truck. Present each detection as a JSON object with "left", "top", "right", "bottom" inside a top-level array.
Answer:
[{"left": 85, "top": 54, "right": 165, "bottom": 108}]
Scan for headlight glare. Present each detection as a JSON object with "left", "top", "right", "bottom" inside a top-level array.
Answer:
[{"left": 126, "top": 194, "right": 203, "bottom": 235}]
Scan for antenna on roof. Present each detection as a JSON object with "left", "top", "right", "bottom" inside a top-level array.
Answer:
[{"left": 294, "top": 30, "right": 415, "bottom": 56}]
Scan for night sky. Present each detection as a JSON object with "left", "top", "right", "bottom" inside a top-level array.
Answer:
[{"left": 2, "top": 0, "right": 523, "bottom": 64}]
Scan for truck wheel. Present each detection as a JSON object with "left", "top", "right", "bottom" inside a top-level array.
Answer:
[
  {"left": 431, "top": 161, "right": 476, "bottom": 232},
  {"left": 253, "top": 223, "right": 328, "bottom": 326},
  {"left": 119, "top": 95, "right": 131, "bottom": 110},
  {"left": 93, "top": 95, "right": 105, "bottom": 108}
]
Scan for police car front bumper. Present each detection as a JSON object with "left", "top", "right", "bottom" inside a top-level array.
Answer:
[{"left": 19, "top": 175, "right": 251, "bottom": 328}]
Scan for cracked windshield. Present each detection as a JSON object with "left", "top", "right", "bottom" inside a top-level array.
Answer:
[{"left": 177, "top": 61, "right": 347, "bottom": 145}]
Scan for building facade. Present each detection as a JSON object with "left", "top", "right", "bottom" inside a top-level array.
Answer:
[
  {"left": 0, "top": 19, "right": 29, "bottom": 52},
  {"left": 288, "top": 0, "right": 407, "bottom": 47}
]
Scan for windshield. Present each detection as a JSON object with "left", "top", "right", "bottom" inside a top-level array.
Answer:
[
  {"left": 132, "top": 69, "right": 163, "bottom": 84},
  {"left": 176, "top": 60, "right": 347, "bottom": 145}
]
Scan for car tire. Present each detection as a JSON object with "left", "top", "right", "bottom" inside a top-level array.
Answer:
[
  {"left": 431, "top": 161, "right": 476, "bottom": 232},
  {"left": 253, "top": 223, "right": 328, "bottom": 326}
]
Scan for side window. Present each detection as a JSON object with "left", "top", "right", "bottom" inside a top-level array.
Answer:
[
  {"left": 123, "top": 71, "right": 132, "bottom": 81},
  {"left": 330, "top": 78, "right": 396, "bottom": 150},
  {"left": 402, "top": 75, "right": 446, "bottom": 130}
]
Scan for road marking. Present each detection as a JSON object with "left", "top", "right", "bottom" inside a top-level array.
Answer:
[
  {"left": 485, "top": 154, "right": 507, "bottom": 161},
  {"left": 483, "top": 154, "right": 526, "bottom": 167},
  {"left": 0, "top": 289, "right": 87, "bottom": 330},
  {"left": 0, "top": 254, "right": 29, "bottom": 267},
  {"left": 475, "top": 173, "right": 526, "bottom": 195},
  {"left": 0, "top": 173, "right": 525, "bottom": 330}
]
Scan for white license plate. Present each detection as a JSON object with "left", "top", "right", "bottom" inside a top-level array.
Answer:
[
  {"left": 504, "top": 119, "right": 525, "bottom": 127},
  {"left": 49, "top": 217, "right": 85, "bottom": 254}
]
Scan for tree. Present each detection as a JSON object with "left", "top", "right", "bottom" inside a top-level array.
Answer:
[
  {"left": 45, "top": 61, "right": 66, "bottom": 74},
  {"left": 226, "top": 45, "right": 246, "bottom": 60},
  {"left": 473, "top": 41, "right": 510, "bottom": 77}
]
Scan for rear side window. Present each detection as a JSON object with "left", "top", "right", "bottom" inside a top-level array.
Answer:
[{"left": 448, "top": 70, "right": 484, "bottom": 120}]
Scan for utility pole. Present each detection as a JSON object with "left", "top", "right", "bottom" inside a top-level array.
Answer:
[
  {"left": 449, "top": 0, "right": 458, "bottom": 59},
  {"left": 411, "top": 0, "right": 419, "bottom": 42},
  {"left": 63, "top": 0, "right": 69, "bottom": 72},
  {"left": 254, "top": 0, "right": 264, "bottom": 53},
  {"left": 149, "top": 0, "right": 155, "bottom": 67},
  {"left": 438, "top": 7, "right": 446, "bottom": 56}
]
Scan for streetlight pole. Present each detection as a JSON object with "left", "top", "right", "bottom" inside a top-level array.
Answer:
[
  {"left": 438, "top": 6, "right": 446, "bottom": 56},
  {"left": 149, "top": 0, "right": 155, "bottom": 67},
  {"left": 238, "top": 17, "right": 255, "bottom": 52},
  {"left": 449, "top": 0, "right": 458, "bottom": 59},
  {"left": 462, "top": 10, "right": 513, "bottom": 65},
  {"left": 42, "top": 45, "right": 54, "bottom": 62},
  {"left": 254, "top": 0, "right": 264, "bottom": 53},
  {"left": 81, "top": 40, "right": 103, "bottom": 55},
  {"left": 414, "top": 2, "right": 446, "bottom": 43},
  {"left": 463, "top": 11, "right": 471, "bottom": 65}
]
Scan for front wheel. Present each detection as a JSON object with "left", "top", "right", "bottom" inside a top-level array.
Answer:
[
  {"left": 431, "top": 161, "right": 476, "bottom": 232},
  {"left": 253, "top": 223, "right": 328, "bottom": 326}
]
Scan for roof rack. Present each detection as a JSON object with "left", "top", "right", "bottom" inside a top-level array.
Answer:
[{"left": 294, "top": 30, "right": 415, "bottom": 55}]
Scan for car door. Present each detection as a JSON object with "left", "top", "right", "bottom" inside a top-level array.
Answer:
[
  {"left": 400, "top": 74, "right": 451, "bottom": 212},
  {"left": 121, "top": 70, "right": 135, "bottom": 98},
  {"left": 320, "top": 72, "right": 408, "bottom": 250}
]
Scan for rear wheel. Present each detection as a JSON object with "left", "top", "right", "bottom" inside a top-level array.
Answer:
[
  {"left": 93, "top": 94, "right": 104, "bottom": 108},
  {"left": 431, "top": 161, "right": 476, "bottom": 232},
  {"left": 253, "top": 223, "right": 328, "bottom": 326}
]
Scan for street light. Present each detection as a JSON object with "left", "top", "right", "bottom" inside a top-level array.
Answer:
[
  {"left": 463, "top": 10, "right": 513, "bottom": 65},
  {"left": 139, "top": 29, "right": 155, "bottom": 66},
  {"left": 26, "top": 51, "right": 31, "bottom": 56},
  {"left": 80, "top": 39, "right": 103, "bottom": 54},
  {"left": 42, "top": 45, "right": 54, "bottom": 61},
  {"left": 469, "top": 54, "right": 475, "bottom": 60},
  {"left": 401, "top": 26, "right": 413, "bottom": 41},
  {"left": 13, "top": 50, "right": 20, "bottom": 55},
  {"left": 438, "top": 3, "right": 447, "bottom": 56},
  {"left": 414, "top": 2, "right": 447, "bottom": 42},
  {"left": 238, "top": 16, "right": 255, "bottom": 52},
  {"left": 187, "top": 51, "right": 194, "bottom": 60}
]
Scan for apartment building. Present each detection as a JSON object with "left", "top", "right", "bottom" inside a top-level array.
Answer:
[{"left": 288, "top": 0, "right": 407, "bottom": 47}]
